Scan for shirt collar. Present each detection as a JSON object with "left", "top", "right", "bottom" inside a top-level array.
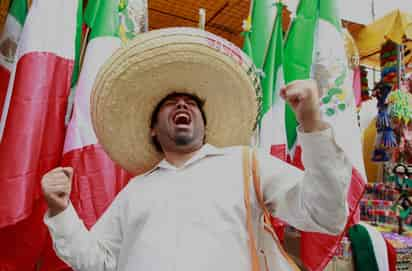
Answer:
[{"left": 144, "top": 144, "right": 224, "bottom": 176}]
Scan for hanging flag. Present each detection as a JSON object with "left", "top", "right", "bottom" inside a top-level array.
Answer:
[
  {"left": 62, "top": 0, "right": 147, "bottom": 230},
  {"left": 281, "top": 0, "right": 367, "bottom": 270},
  {"left": 0, "top": 0, "right": 82, "bottom": 269},
  {"left": 283, "top": 0, "right": 318, "bottom": 156},
  {"left": 0, "top": 0, "right": 81, "bottom": 227},
  {"left": 259, "top": 2, "right": 286, "bottom": 154},
  {"left": 0, "top": 0, "right": 28, "bottom": 112},
  {"left": 39, "top": 1, "right": 147, "bottom": 270},
  {"left": 249, "top": 0, "right": 277, "bottom": 70}
]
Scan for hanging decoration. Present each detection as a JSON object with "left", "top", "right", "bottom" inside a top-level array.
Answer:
[{"left": 360, "top": 66, "right": 370, "bottom": 101}]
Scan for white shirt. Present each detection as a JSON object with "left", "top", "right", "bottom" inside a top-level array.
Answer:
[{"left": 44, "top": 128, "right": 351, "bottom": 271}]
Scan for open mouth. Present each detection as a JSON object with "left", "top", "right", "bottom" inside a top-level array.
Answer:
[{"left": 173, "top": 112, "right": 191, "bottom": 126}]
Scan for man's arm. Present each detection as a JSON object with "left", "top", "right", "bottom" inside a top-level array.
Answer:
[
  {"left": 42, "top": 167, "right": 124, "bottom": 271},
  {"left": 258, "top": 127, "right": 351, "bottom": 234}
]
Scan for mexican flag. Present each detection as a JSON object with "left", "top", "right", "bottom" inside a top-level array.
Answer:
[
  {"left": 258, "top": 2, "right": 286, "bottom": 154},
  {"left": 282, "top": 0, "right": 366, "bottom": 270},
  {"left": 0, "top": 0, "right": 28, "bottom": 113},
  {"left": 62, "top": 0, "right": 148, "bottom": 229},
  {"left": 0, "top": 0, "right": 81, "bottom": 227},
  {"left": 0, "top": 0, "right": 81, "bottom": 269}
]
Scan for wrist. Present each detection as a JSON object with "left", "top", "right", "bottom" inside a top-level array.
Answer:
[
  {"left": 48, "top": 203, "right": 69, "bottom": 218},
  {"left": 300, "top": 120, "right": 329, "bottom": 133}
]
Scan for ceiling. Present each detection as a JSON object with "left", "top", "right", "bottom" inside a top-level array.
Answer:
[
  {"left": 148, "top": 0, "right": 363, "bottom": 48},
  {"left": 148, "top": 0, "right": 251, "bottom": 47}
]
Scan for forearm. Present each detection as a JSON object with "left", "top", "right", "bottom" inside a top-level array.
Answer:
[
  {"left": 273, "top": 128, "right": 351, "bottom": 234},
  {"left": 44, "top": 204, "right": 117, "bottom": 271}
]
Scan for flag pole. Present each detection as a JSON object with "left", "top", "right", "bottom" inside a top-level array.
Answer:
[
  {"left": 199, "top": 8, "right": 206, "bottom": 30},
  {"left": 79, "top": 27, "right": 90, "bottom": 71}
]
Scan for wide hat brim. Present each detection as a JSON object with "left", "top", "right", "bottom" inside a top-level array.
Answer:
[{"left": 91, "top": 27, "right": 261, "bottom": 175}]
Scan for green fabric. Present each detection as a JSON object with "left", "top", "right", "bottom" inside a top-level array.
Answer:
[
  {"left": 84, "top": 0, "right": 120, "bottom": 39},
  {"left": 71, "top": 0, "right": 83, "bottom": 87},
  {"left": 260, "top": 2, "right": 284, "bottom": 118},
  {"left": 242, "top": 30, "right": 253, "bottom": 60},
  {"left": 348, "top": 224, "right": 380, "bottom": 271},
  {"left": 9, "top": 0, "right": 28, "bottom": 26},
  {"left": 249, "top": 0, "right": 277, "bottom": 69},
  {"left": 283, "top": 0, "right": 319, "bottom": 152},
  {"left": 400, "top": 208, "right": 411, "bottom": 219},
  {"left": 319, "top": 0, "right": 341, "bottom": 30}
]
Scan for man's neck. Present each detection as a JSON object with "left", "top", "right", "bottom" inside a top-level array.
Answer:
[{"left": 163, "top": 145, "right": 204, "bottom": 168}]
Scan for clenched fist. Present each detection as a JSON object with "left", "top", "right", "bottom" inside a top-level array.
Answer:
[
  {"left": 41, "top": 167, "right": 73, "bottom": 217},
  {"left": 280, "top": 79, "right": 328, "bottom": 133}
]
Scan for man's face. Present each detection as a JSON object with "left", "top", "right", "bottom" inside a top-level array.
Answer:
[{"left": 151, "top": 94, "right": 205, "bottom": 153}]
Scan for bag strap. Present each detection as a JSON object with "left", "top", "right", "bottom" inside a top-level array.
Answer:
[
  {"left": 242, "top": 147, "right": 261, "bottom": 271},
  {"left": 245, "top": 147, "right": 301, "bottom": 271}
]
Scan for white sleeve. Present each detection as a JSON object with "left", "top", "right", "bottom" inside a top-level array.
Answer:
[
  {"left": 259, "top": 127, "right": 352, "bottom": 235},
  {"left": 44, "top": 192, "right": 125, "bottom": 271}
]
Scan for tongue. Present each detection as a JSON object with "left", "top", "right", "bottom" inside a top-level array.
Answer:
[{"left": 175, "top": 116, "right": 189, "bottom": 125}]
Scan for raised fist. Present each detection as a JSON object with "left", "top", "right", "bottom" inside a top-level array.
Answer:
[
  {"left": 280, "top": 79, "right": 328, "bottom": 132},
  {"left": 41, "top": 167, "right": 73, "bottom": 217}
]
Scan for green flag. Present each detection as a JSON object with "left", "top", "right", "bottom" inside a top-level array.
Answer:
[
  {"left": 259, "top": 2, "right": 286, "bottom": 151},
  {"left": 282, "top": 1, "right": 367, "bottom": 270},
  {"left": 84, "top": 0, "right": 121, "bottom": 39},
  {"left": 71, "top": 0, "right": 83, "bottom": 87},
  {"left": 261, "top": 2, "right": 284, "bottom": 118},
  {"left": 249, "top": 0, "right": 277, "bottom": 70},
  {"left": 9, "top": 0, "right": 28, "bottom": 26},
  {"left": 283, "top": 0, "right": 319, "bottom": 154}
]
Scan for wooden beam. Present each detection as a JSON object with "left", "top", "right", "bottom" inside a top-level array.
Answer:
[{"left": 0, "top": 0, "right": 11, "bottom": 34}]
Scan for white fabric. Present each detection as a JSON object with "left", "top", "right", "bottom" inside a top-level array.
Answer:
[
  {"left": 45, "top": 128, "right": 352, "bottom": 271},
  {"left": 63, "top": 37, "right": 121, "bottom": 153},
  {"left": 18, "top": 0, "right": 77, "bottom": 60},
  {"left": 360, "top": 222, "right": 390, "bottom": 271},
  {"left": 0, "top": 15, "right": 22, "bottom": 71},
  {"left": 259, "top": 67, "right": 286, "bottom": 153}
]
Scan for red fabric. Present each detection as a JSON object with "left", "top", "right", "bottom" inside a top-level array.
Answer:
[
  {"left": 62, "top": 144, "right": 132, "bottom": 228},
  {"left": 0, "top": 52, "right": 73, "bottom": 228},
  {"left": 270, "top": 144, "right": 366, "bottom": 271},
  {"left": 271, "top": 217, "right": 286, "bottom": 245},
  {"left": 0, "top": 200, "right": 48, "bottom": 271},
  {"left": 0, "top": 65, "right": 10, "bottom": 113},
  {"left": 352, "top": 67, "right": 362, "bottom": 108},
  {"left": 38, "top": 233, "right": 71, "bottom": 271},
  {"left": 271, "top": 144, "right": 303, "bottom": 170},
  {"left": 385, "top": 239, "right": 397, "bottom": 271}
]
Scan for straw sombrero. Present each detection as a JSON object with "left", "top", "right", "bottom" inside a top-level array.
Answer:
[{"left": 91, "top": 27, "right": 262, "bottom": 175}]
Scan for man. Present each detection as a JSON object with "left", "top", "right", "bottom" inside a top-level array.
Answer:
[{"left": 42, "top": 28, "right": 351, "bottom": 271}]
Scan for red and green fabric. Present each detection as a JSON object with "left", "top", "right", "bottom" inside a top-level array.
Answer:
[
  {"left": 0, "top": 0, "right": 82, "bottom": 269},
  {"left": 281, "top": 0, "right": 367, "bottom": 270},
  {"left": 258, "top": 2, "right": 286, "bottom": 153},
  {"left": 0, "top": 0, "right": 28, "bottom": 113}
]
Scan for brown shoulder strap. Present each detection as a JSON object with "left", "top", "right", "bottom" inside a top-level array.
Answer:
[
  {"left": 242, "top": 147, "right": 261, "bottom": 271},
  {"left": 251, "top": 149, "right": 301, "bottom": 271}
]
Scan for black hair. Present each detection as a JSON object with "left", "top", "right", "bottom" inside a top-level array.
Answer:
[{"left": 150, "top": 92, "right": 207, "bottom": 152}]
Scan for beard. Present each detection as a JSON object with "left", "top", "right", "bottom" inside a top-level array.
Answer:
[{"left": 174, "top": 133, "right": 194, "bottom": 146}]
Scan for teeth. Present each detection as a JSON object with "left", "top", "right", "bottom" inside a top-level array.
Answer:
[{"left": 174, "top": 112, "right": 190, "bottom": 124}]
